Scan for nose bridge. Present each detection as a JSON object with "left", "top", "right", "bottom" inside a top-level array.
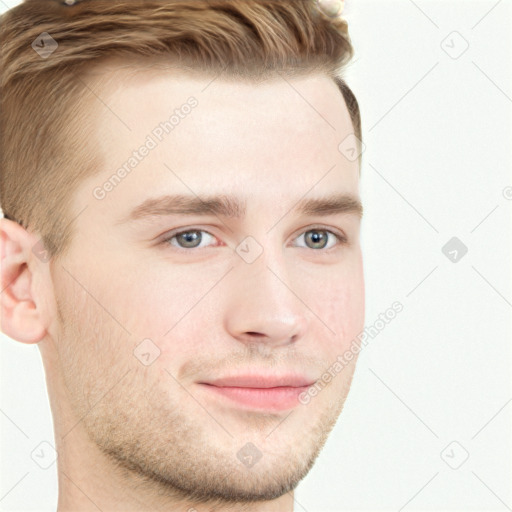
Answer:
[
  {"left": 238, "top": 240, "right": 292, "bottom": 304},
  {"left": 224, "top": 235, "right": 308, "bottom": 345}
]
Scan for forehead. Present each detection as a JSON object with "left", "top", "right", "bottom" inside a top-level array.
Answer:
[
  {"left": 85, "top": 57, "right": 354, "bottom": 145},
  {"left": 75, "top": 61, "right": 359, "bottom": 219}
]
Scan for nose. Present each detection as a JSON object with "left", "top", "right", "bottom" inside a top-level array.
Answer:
[{"left": 223, "top": 246, "right": 308, "bottom": 349}]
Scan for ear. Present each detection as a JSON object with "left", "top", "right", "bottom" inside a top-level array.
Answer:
[{"left": 0, "top": 217, "right": 48, "bottom": 343}]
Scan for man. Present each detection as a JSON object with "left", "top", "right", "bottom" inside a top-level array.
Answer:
[{"left": 0, "top": 0, "right": 364, "bottom": 510}]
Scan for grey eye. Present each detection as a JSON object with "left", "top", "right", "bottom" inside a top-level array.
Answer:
[
  {"left": 175, "top": 230, "right": 203, "bottom": 248},
  {"left": 293, "top": 229, "right": 341, "bottom": 250},
  {"left": 304, "top": 230, "right": 330, "bottom": 249}
]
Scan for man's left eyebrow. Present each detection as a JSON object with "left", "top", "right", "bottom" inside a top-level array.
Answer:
[
  {"left": 295, "top": 194, "right": 363, "bottom": 218},
  {"left": 117, "top": 192, "right": 363, "bottom": 224}
]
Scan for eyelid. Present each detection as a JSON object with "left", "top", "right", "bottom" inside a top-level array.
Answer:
[
  {"left": 160, "top": 226, "right": 219, "bottom": 251},
  {"left": 291, "top": 224, "right": 347, "bottom": 249},
  {"left": 159, "top": 225, "right": 222, "bottom": 249},
  {"left": 160, "top": 224, "right": 348, "bottom": 250}
]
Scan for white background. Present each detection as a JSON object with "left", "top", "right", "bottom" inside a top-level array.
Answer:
[{"left": 1, "top": 0, "right": 511, "bottom": 510}]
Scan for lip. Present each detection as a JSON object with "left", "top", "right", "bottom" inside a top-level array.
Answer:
[
  {"left": 197, "top": 374, "right": 316, "bottom": 411},
  {"left": 201, "top": 374, "right": 316, "bottom": 388}
]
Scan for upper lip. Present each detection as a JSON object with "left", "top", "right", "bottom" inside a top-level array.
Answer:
[{"left": 200, "top": 374, "right": 316, "bottom": 388}]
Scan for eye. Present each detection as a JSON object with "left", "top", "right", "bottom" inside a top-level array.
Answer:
[
  {"left": 293, "top": 228, "right": 346, "bottom": 250},
  {"left": 162, "top": 229, "right": 217, "bottom": 249},
  {"left": 161, "top": 226, "right": 347, "bottom": 251}
]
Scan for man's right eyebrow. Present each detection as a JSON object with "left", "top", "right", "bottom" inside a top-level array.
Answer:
[{"left": 118, "top": 194, "right": 245, "bottom": 224}]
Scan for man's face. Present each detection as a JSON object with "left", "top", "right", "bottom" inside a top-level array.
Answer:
[{"left": 46, "top": 64, "right": 364, "bottom": 502}]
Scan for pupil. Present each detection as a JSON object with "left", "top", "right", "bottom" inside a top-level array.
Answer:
[
  {"left": 308, "top": 230, "right": 326, "bottom": 248},
  {"left": 179, "top": 231, "right": 201, "bottom": 247}
]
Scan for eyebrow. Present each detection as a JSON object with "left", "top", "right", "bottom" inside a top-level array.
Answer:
[{"left": 119, "top": 193, "right": 363, "bottom": 223}]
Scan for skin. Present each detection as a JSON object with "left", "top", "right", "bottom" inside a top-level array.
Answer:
[{"left": 0, "top": 61, "right": 364, "bottom": 511}]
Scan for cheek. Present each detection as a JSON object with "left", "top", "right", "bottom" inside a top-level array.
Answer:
[
  {"left": 316, "top": 260, "right": 365, "bottom": 353},
  {"left": 107, "top": 267, "right": 203, "bottom": 339},
  {"left": 115, "top": 268, "right": 221, "bottom": 367}
]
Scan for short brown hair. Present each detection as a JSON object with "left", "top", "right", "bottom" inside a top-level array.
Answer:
[{"left": 0, "top": 0, "right": 361, "bottom": 261}]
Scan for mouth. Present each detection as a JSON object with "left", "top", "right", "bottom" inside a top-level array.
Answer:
[{"left": 197, "top": 374, "right": 316, "bottom": 411}]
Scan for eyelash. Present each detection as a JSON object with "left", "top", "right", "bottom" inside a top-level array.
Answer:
[{"left": 160, "top": 225, "right": 348, "bottom": 252}]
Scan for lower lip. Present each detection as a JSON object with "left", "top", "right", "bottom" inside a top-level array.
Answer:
[{"left": 199, "top": 384, "right": 310, "bottom": 411}]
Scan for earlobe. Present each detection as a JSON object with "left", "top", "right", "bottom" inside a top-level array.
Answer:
[{"left": 0, "top": 218, "right": 47, "bottom": 344}]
